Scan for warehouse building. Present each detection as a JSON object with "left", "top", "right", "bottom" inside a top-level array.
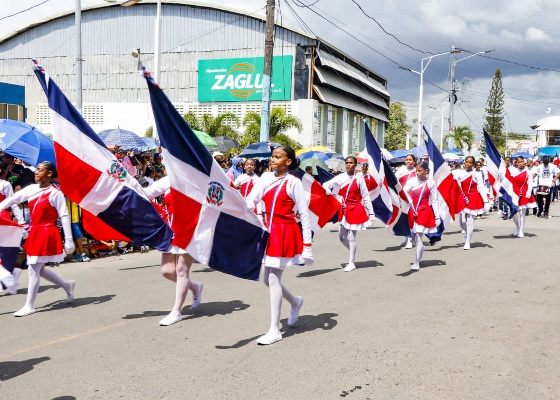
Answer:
[{"left": 0, "top": 0, "right": 390, "bottom": 154}]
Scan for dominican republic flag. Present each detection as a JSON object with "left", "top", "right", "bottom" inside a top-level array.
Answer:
[
  {"left": 143, "top": 69, "right": 268, "bottom": 281},
  {"left": 290, "top": 168, "right": 341, "bottom": 233},
  {"left": 0, "top": 218, "right": 23, "bottom": 281},
  {"left": 364, "top": 122, "right": 410, "bottom": 236},
  {"left": 484, "top": 129, "right": 519, "bottom": 218},
  {"left": 424, "top": 126, "right": 463, "bottom": 242},
  {"left": 32, "top": 60, "right": 173, "bottom": 251},
  {"left": 316, "top": 166, "right": 343, "bottom": 224}
]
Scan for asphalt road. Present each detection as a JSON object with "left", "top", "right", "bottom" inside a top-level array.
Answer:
[{"left": 1, "top": 204, "right": 559, "bottom": 399}]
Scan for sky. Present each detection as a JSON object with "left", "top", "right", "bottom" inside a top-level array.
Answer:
[{"left": 1, "top": 0, "right": 559, "bottom": 142}]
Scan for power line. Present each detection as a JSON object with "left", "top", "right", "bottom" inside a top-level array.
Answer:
[{"left": 0, "top": 0, "right": 51, "bottom": 22}]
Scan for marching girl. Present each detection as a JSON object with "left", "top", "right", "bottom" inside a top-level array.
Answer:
[
  {"left": 246, "top": 146, "right": 313, "bottom": 345},
  {"left": 143, "top": 176, "right": 203, "bottom": 326},
  {"left": 360, "top": 163, "right": 378, "bottom": 192},
  {"left": 509, "top": 156, "right": 536, "bottom": 238},
  {"left": 0, "top": 161, "right": 76, "bottom": 317},
  {"left": 0, "top": 161, "right": 26, "bottom": 294},
  {"left": 395, "top": 154, "right": 417, "bottom": 249},
  {"left": 234, "top": 158, "right": 262, "bottom": 218},
  {"left": 454, "top": 156, "right": 488, "bottom": 250},
  {"left": 323, "top": 156, "right": 375, "bottom": 272},
  {"left": 403, "top": 162, "right": 440, "bottom": 271}
]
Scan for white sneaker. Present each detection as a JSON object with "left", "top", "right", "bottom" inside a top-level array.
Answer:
[
  {"left": 288, "top": 296, "right": 303, "bottom": 326},
  {"left": 159, "top": 312, "right": 182, "bottom": 326},
  {"left": 256, "top": 332, "right": 283, "bottom": 345},
  {"left": 9, "top": 268, "right": 21, "bottom": 295},
  {"left": 2, "top": 275, "right": 16, "bottom": 295},
  {"left": 517, "top": 232, "right": 524, "bottom": 238},
  {"left": 463, "top": 242, "right": 471, "bottom": 250},
  {"left": 343, "top": 263, "right": 356, "bottom": 272},
  {"left": 14, "top": 305, "right": 35, "bottom": 317},
  {"left": 405, "top": 238, "right": 413, "bottom": 249},
  {"left": 66, "top": 280, "right": 76, "bottom": 303},
  {"left": 191, "top": 282, "right": 203, "bottom": 309},
  {"left": 410, "top": 263, "right": 420, "bottom": 271}
]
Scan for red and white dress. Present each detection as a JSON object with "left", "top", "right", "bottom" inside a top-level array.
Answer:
[
  {"left": 323, "top": 173, "right": 374, "bottom": 230},
  {"left": 234, "top": 173, "right": 262, "bottom": 216},
  {"left": 395, "top": 166, "right": 417, "bottom": 188},
  {"left": 454, "top": 170, "right": 487, "bottom": 215},
  {"left": 143, "top": 176, "right": 186, "bottom": 255},
  {"left": 362, "top": 172, "right": 378, "bottom": 192},
  {"left": 0, "top": 184, "right": 71, "bottom": 264},
  {"left": 403, "top": 177, "right": 439, "bottom": 234},
  {"left": 246, "top": 172, "right": 311, "bottom": 269},
  {"left": 0, "top": 180, "right": 24, "bottom": 223},
  {"left": 509, "top": 167, "right": 537, "bottom": 209}
]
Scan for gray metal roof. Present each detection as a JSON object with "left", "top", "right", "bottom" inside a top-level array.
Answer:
[{"left": 313, "top": 85, "right": 388, "bottom": 122}]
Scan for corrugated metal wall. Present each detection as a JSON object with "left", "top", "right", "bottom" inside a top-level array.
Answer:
[{"left": 0, "top": 3, "right": 314, "bottom": 105}]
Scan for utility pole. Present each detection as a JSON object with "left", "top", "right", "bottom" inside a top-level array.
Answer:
[
  {"left": 448, "top": 45, "right": 457, "bottom": 136},
  {"left": 75, "top": 0, "right": 83, "bottom": 114},
  {"left": 260, "top": 0, "right": 275, "bottom": 142}
]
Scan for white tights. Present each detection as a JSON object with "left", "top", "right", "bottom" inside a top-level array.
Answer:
[
  {"left": 512, "top": 212, "right": 525, "bottom": 236},
  {"left": 263, "top": 267, "right": 298, "bottom": 335},
  {"left": 169, "top": 254, "right": 198, "bottom": 315},
  {"left": 25, "top": 263, "right": 71, "bottom": 309},
  {"left": 413, "top": 233, "right": 425, "bottom": 266},
  {"left": 459, "top": 212, "right": 474, "bottom": 244},
  {"left": 339, "top": 226, "right": 357, "bottom": 265}
]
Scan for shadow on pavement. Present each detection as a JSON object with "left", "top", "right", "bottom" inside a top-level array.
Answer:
[
  {"left": 353, "top": 260, "right": 383, "bottom": 269},
  {"left": 118, "top": 264, "right": 159, "bottom": 271},
  {"left": 376, "top": 245, "right": 404, "bottom": 252},
  {"left": 395, "top": 259, "right": 446, "bottom": 277},
  {"left": 0, "top": 357, "right": 50, "bottom": 381},
  {"left": 0, "top": 295, "right": 116, "bottom": 316},
  {"left": 298, "top": 268, "right": 340, "bottom": 278},
  {"left": 0, "top": 284, "right": 58, "bottom": 297},
  {"left": 493, "top": 233, "right": 537, "bottom": 239},
  {"left": 52, "top": 397, "right": 77, "bottom": 400},
  {"left": 215, "top": 312, "right": 338, "bottom": 349},
  {"left": 122, "top": 300, "right": 249, "bottom": 320},
  {"left": 192, "top": 267, "right": 215, "bottom": 273}
]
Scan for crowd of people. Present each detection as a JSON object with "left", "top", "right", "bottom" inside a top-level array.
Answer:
[{"left": 0, "top": 145, "right": 558, "bottom": 344}]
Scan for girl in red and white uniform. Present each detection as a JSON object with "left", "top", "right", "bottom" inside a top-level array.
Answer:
[
  {"left": 395, "top": 154, "right": 417, "bottom": 249},
  {"left": 234, "top": 158, "right": 261, "bottom": 217},
  {"left": 403, "top": 162, "right": 440, "bottom": 271},
  {"left": 143, "top": 176, "right": 203, "bottom": 326},
  {"left": 360, "top": 163, "right": 378, "bottom": 192},
  {"left": 454, "top": 156, "right": 488, "bottom": 250},
  {"left": 509, "top": 156, "right": 536, "bottom": 238},
  {"left": 323, "top": 156, "right": 375, "bottom": 272},
  {"left": 0, "top": 162, "right": 75, "bottom": 317},
  {"left": 0, "top": 162, "right": 26, "bottom": 294},
  {"left": 246, "top": 146, "right": 313, "bottom": 345}
]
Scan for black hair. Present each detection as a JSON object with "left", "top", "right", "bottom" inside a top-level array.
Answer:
[
  {"left": 542, "top": 157, "right": 550, "bottom": 163},
  {"left": 362, "top": 163, "right": 369, "bottom": 169},
  {"left": 345, "top": 156, "right": 358, "bottom": 164},
  {"left": 417, "top": 161, "right": 429, "bottom": 171},
  {"left": 305, "top": 165, "right": 313, "bottom": 172},
  {"left": 0, "top": 161, "right": 4, "bottom": 171},
  {"left": 245, "top": 158, "right": 256, "bottom": 166},
  {"left": 516, "top": 155, "right": 525, "bottom": 161},
  {"left": 39, "top": 161, "right": 58, "bottom": 180},
  {"left": 464, "top": 156, "right": 476, "bottom": 164},
  {"left": 276, "top": 145, "right": 300, "bottom": 170}
]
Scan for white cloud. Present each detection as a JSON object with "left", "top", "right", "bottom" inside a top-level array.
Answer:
[{"left": 525, "top": 27, "right": 553, "bottom": 42}]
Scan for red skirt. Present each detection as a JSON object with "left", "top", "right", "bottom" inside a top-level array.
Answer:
[
  {"left": 464, "top": 191, "right": 485, "bottom": 212},
  {"left": 24, "top": 225, "right": 63, "bottom": 257},
  {"left": 0, "top": 210, "right": 11, "bottom": 221},
  {"left": 265, "top": 222, "right": 303, "bottom": 258},
  {"left": 343, "top": 203, "right": 368, "bottom": 225},
  {"left": 407, "top": 205, "right": 437, "bottom": 230},
  {"left": 519, "top": 193, "right": 537, "bottom": 208}
]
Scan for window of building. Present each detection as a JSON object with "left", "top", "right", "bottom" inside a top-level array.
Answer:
[{"left": 547, "top": 130, "right": 560, "bottom": 146}]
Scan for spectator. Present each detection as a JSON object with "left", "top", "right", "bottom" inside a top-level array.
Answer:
[
  {"left": 66, "top": 199, "right": 91, "bottom": 262},
  {"left": 305, "top": 166, "right": 313, "bottom": 176},
  {"left": 153, "top": 153, "right": 166, "bottom": 178},
  {"left": 88, "top": 240, "right": 118, "bottom": 258}
]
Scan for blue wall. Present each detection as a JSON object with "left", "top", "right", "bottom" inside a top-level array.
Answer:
[{"left": 0, "top": 82, "right": 25, "bottom": 106}]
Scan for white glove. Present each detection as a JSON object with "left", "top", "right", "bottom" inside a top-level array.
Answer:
[
  {"left": 525, "top": 191, "right": 531, "bottom": 199},
  {"left": 324, "top": 188, "right": 332, "bottom": 195},
  {"left": 302, "top": 246, "right": 313, "bottom": 266},
  {"left": 64, "top": 239, "right": 76, "bottom": 255},
  {"left": 22, "top": 229, "right": 29, "bottom": 240},
  {"left": 369, "top": 214, "right": 376, "bottom": 223},
  {"left": 435, "top": 216, "right": 441, "bottom": 226}
]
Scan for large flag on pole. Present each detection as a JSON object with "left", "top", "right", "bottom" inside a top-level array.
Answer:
[
  {"left": 484, "top": 129, "right": 519, "bottom": 218},
  {"left": 364, "top": 122, "right": 410, "bottom": 236},
  {"left": 143, "top": 68, "right": 268, "bottom": 280},
  {"left": 32, "top": 60, "right": 173, "bottom": 251},
  {"left": 290, "top": 168, "right": 341, "bottom": 233}
]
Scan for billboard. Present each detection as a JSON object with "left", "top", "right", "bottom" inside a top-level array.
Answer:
[{"left": 198, "top": 55, "right": 293, "bottom": 102}]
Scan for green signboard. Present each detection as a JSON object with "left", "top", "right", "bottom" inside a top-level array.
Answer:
[{"left": 198, "top": 55, "right": 293, "bottom": 102}]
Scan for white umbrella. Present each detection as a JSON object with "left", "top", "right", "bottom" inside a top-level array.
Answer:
[
  {"left": 357, "top": 148, "right": 393, "bottom": 161},
  {"left": 442, "top": 152, "right": 459, "bottom": 161}
]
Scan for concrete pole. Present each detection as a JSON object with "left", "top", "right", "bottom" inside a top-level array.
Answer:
[
  {"left": 154, "top": 0, "right": 162, "bottom": 83},
  {"left": 260, "top": 0, "right": 275, "bottom": 142},
  {"left": 75, "top": 0, "right": 83, "bottom": 114}
]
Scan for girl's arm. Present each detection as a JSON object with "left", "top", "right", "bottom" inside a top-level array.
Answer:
[
  {"left": 357, "top": 176, "right": 374, "bottom": 216},
  {"left": 142, "top": 177, "right": 169, "bottom": 199},
  {"left": 290, "top": 178, "right": 312, "bottom": 245},
  {"left": 428, "top": 180, "right": 440, "bottom": 220},
  {"left": 51, "top": 190, "right": 75, "bottom": 254},
  {"left": 1, "top": 182, "right": 25, "bottom": 224},
  {"left": 0, "top": 185, "right": 32, "bottom": 211}
]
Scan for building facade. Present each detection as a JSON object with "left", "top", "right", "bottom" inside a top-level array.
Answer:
[
  {"left": 0, "top": 1, "right": 390, "bottom": 154},
  {"left": 0, "top": 82, "right": 25, "bottom": 121}
]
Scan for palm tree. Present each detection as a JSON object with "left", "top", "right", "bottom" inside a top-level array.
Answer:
[
  {"left": 241, "top": 107, "right": 303, "bottom": 149},
  {"left": 182, "top": 112, "right": 240, "bottom": 140},
  {"left": 444, "top": 125, "right": 474, "bottom": 152}
]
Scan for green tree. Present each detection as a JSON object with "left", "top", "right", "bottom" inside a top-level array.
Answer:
[
  {"left": 241, "top": 107, "right": 303, "bottom": 150},
  {"left": 183, "top": 112, "right": 203, "bottom": 131},
  {"left": 384, "top": 102, "right": 411, "bottom": 150},
  {"left": 145, "top": 126, "right": 153, "bottom": 138},
  {"left": 483, "top": 68, "right": 505, "bottom": 153},
  {"left": 200, "top": 113, "right": 240, "bottom": 139},
  {"left": 444, "top": 125, "right": 475, "bottom": 152}
]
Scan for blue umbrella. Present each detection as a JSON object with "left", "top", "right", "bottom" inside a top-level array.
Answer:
[
  {"left": 298, "top": 151, "right": 331, "bottom": 161},
  {"left": 390, "top": 149, "right": 412, "bottom": 158},
  {"left": 239, "top": 141, "right": 282, "bottom": 158},
  {"left": 0, "top": 119, "right": 55, "bottom": 166},
  {"left": 511, "top": 151, "right": 534, "bottom": 158},
  {"left": 98, "top": 128, "right": 148, "bottom": 151},
  {"left": 411, "top": 145, "right": 428, "bottom": 158},
  {"left": 442, "top": 147, "right": 464, "bottom": 155},
  {"left": 141, "top": 137, "right": 160, "bottom": 150}
]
